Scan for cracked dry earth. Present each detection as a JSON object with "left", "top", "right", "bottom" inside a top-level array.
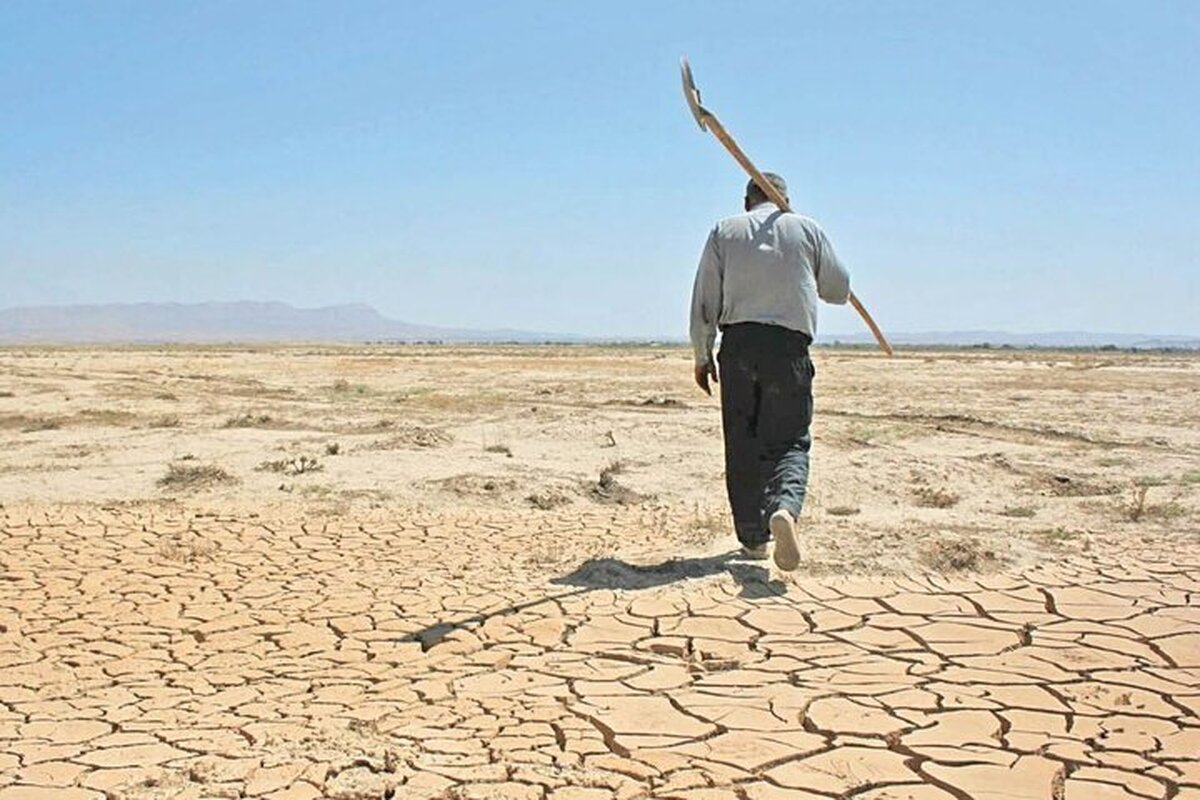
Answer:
[
  {"left": 1, "top": 506, "right": 1197, "bottom": 800},
  {"left": 1, "top": 345, "right": 1198, "bottom": 798}
]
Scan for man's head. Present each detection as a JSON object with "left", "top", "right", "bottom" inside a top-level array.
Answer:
[{"left": 744, "top": 172, "right": 788, "bottom": 210}]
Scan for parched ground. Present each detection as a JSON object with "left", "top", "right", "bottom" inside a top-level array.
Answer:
[{"left": 0, "top": 345, "right": 1197, "bottom": 799}]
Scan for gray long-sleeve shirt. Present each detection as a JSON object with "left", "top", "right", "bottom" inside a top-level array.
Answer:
[{"left": 689, "top": 202, "right": 850, "bottom": 366}]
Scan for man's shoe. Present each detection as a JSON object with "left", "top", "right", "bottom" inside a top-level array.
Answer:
[
  {"left": 740, "top": 543, "right": 769, "bottom": 560},
  {"left": 769, "top": 509, "right": 802, "bottom": 571}
]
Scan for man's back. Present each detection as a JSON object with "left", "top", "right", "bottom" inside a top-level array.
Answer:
[{"left": 690, "top": 201, "right": 850, "bottom": 366}]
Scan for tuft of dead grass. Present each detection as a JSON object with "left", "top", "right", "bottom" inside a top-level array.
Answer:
[
  {"left": 913, "top": 487, "right": 960, "bottom": 509},
  {"left": 20, "top": 417, "right": 62, "bottom": 433},
  {"left": 158, "top": 534, "right": 221, "bottom": 562},
  {"left": 527, "top": 489, "right": 572, "bottom": 510},
  {"left": 919, "top": 536, "right": 998, "bottom": 572},
  {"left": 1033, "top": 527, "right": 1080, "bottom": 546},
  {"left": 1122, "top": 483, "right": 1187, "bottom": 523},
  {"left": 256, "top": 455, "right": 323, "bottom": 476},
  {"left": 999, "top": 506, "right": 1037, "bottom": 518},
  {"left": 590, "top": 461, "right": 648, "bottom": 506},
  {"left": 1041, "top": 473, "right": 1118, "bottom": 497},
  {"left": 435, "top": 474, "right": 518, "bottom": 497},
  {"left": 223, "top": 413, "right": 276, "bottom": 428},
  {"left": 360, "top": 426, "right": 453, "bottom": 450},
  {"left": 826, "top": 505, "right": 861, "bottom": 517},
  {"left": 157, "top": 462, "right": 237, "bottom": 491}
]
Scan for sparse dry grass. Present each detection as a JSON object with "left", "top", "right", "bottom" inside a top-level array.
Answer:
[
  {"left": 919, "top": 536, "right": 998, "bottom": 572},
  {"left": 826, "top": 505, "right": 861, "bottom": 517},
  {"left": 157, "top": 462, "right": 237, "bottom": 491},
  {"left": 19, "top": 417, "right": 61, "bottom": 433},
  {"left": 1033, "top": 527, "right": 1081, "bottom": 545},
  {"left": 256, "top": 455, "right": 323, "bottom": 476},
  {"left": 526, "top": 489, "right": 572, "bottom": 510},
  {"left": 999, "top": 505, "right": 1037, "bottom": 518},
  {"left": 223, "top": 412, "right": 276, "bottom": 428},
  {"left": 914, "top": 487, "right": 961, "bottom": 509},
  {"left": 1122, "top": 483, "right": 1188, "bottom": 523}
]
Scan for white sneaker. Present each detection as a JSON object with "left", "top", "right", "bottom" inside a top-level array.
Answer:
[{"left": 769, "top": 509, "right": 801, "bottom": 571}]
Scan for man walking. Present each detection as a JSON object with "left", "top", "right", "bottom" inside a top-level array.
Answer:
[{"left": 689, "top": 173, "right": 850, "bottom": 571}]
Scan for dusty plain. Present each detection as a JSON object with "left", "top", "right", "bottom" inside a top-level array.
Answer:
[{"left": 0, "top": 344, "right": 1198, "bottom": 800}]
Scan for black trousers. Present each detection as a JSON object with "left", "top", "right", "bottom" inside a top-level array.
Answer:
[{"left": 717, "top": 323, "right": 814, "bottom": 547}]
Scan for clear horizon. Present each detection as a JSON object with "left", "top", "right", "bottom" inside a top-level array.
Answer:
[{"left": 3, "top": 1, "right": 1198, "bottom": 338}]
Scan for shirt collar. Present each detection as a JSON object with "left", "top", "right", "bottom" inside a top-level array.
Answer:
[{"left": 749, "top": 201, "right": 780, "bottom": 212}]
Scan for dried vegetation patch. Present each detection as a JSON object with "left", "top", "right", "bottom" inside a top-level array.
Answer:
[
  {"left": 256, "top": 455, "right": 324, "bottom": 476},
  {"left": 358, "top": 426, "right": 454, "bottom": 450},
  {"left": 589, "top": 460, "right": 650, "bottom": 506},
  {"left": 919, "top": 536, "right": 1000, "bottom": 572},
  {"left": 157, "top": 463, "right": 238, "bottom": 491},
  {"left": 913, "top": 487, "right": 961, "bottom": 509}
]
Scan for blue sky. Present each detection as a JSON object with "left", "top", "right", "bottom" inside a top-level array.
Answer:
[{"left": 3, "top": 1, "right": 1197, "bottom": 337}]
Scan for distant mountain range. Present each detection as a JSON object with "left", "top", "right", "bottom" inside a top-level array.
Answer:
[
  {"left": 0, "top": 302, "right": 578, "bottom": 344},
  {"left": 816, "top": 329, "right": 1200, "bottom": 350},
  {"left": 0, "top": 302, "right": 1197, "bottom": 349}
]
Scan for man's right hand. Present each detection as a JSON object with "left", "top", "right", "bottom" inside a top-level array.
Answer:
[{"left": 694, "top": 361, "right": 718, "bottom": 396}]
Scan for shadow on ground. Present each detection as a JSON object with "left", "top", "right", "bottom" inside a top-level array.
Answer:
[
  {"left": 552, "top": 551, "right": 788, "bottom": 599},
  {"left": 403, "top": 551, "right": 787, "bottom": 650}
]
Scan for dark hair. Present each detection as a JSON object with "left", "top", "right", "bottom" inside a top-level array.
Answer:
[{"left": 745, "top": 172, "right": 788, "bottom": 204}]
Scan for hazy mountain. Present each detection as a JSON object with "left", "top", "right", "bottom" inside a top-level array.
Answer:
[
  {"left": 0, "top": 302, "right": 1196, "bottom": 348},
  {"left": 816, "top": 329, "right": 1200, "bottom": 350},
  {"left": 0, "top": 302, "right": 578, "bottom": 344}
]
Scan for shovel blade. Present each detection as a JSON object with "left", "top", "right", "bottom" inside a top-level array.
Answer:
[{"left": 680, "top": 56, "right": 708, "bottom": 131}]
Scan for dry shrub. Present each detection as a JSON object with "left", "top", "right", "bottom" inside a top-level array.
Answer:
[
  {"left": 435, "top": 474, "right": 517, "bottom": 497},
  {"left": 256, "top": 455, "right": 323, "bottom": 476},
  {"left": 223, "top": 413, "right": 275, "bottom": 428},
  {"left": 685, "top": 507, "right": 727, "bottom": 544},
  {"left": 1034, "top": 527, "right": 1080, "bottom": 546},
  {"left": 590, "top": 461, "right": 647, "bottom": 505},
  {"left": 0, "top": 391, "right": 14, "bottom": 398},
  {"left": 77, "top": 409, "right": 136, "bottom": 426},
  {"left": 604, "top": 396, "right": 686, "bottom": 409},
  {"left": 1041, "top": 473, "right": 1118, "bottom": 497},
  {"left": 158, "top": 535, "right": 221, "bottom": 562},
  {"left": 826, "top": 505, "right": 861, "bottom": 517},
  {"left": 362, "top": 426, "right": 453, "bottom": 450},
  {"left": 914, "top": 487, "right": 960, "bottom": 509},
  {"left": 20, "top": 417, "right": 61, "bottom": 432},
  {"left": 999, "top": 506, "right": 1036, "bottom": 518},
  {"left": 485, "top": 444, "right": 513, "bottom": 457},
  {"left": 148, "top": 414, "right": 181, "bottom": 428},
  {"left": 1123, "top": 483, "right": 1187, "bottom": 523},
  {"left": 920, "top": 537, "right": 998, "bottom": 572},
  {"left": 331, "top": 379, "right": 370, "bottom": 396},
  {"left": 158, "top": 463, "right": 237, "bottom": 491},
  {"left": 1126, "top": 484, "right": 1150, "bottom": 522},
  {"left": 527, "top": 490, "right": 572, "bottom": 510}
]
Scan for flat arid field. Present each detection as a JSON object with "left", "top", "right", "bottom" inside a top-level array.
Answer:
[{"left": 1, "top": 345, "right": 1198, "bottom": 800}]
